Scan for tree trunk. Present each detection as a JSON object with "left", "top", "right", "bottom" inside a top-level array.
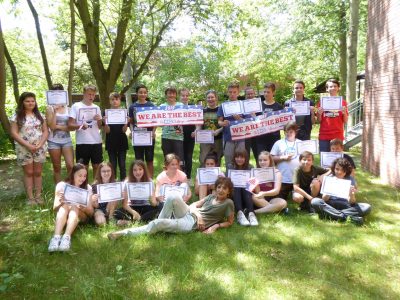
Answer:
[
  {"left": 27, "top": 0, "right": 52, "bottom": 89},
  {"left": 4, "top": 43, "right": 19, "bottom": 103},
  {"left": 123, "top": 55, "right": 134, "bottom": 107},
  {"left": 339, "top": 0, "right": 347, "bottom": 95},
  {"left": 346, "top": 0, "right": 360, "bottom": 127},
  {"left": 68, "top": 0, "right": 76, "bottom": 106},
  {"left": 0, "top": 18, "right": 11, "bottom": 138}
]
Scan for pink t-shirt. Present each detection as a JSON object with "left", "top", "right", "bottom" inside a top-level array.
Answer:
[{"left": 156, "top": 170, "right": 187, "bottom": 186}]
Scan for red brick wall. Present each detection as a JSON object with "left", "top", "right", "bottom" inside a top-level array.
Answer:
[{"left": 363, "top": 0, "right": 400, "bottom": 188}]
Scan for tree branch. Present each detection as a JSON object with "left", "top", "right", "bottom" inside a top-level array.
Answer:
[{"left": 4, "top": 43, "right": 19, "bottom": 103}]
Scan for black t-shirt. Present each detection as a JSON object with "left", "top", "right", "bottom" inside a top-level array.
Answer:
[{"left": 103, "top": 111, "right": 128, "bottom": 152}]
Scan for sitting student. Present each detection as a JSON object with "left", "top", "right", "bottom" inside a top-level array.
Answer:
[
  {"left": 330, "top": 139, "right": 356, "bottom": 177},
  {"left": 311, "top": 158, "right": 371, "bottom": 225},
  {"left": 228, "top": 149, "right": 258, "bottom": 226},
  {"left": 155, "top": 153, "right": 192, "bottom": 203},
  {"left": 91, "top": 162, "right": 119, "bottom": 226},
  {"left": 114, "top": 160, "right": 161, "bottom": 225},
  {"left": 48, "top": 163, "right": 94, "bottom": 252},
  {"left": 107, "top": 177, "right": 235, "bottom": 239},
  {"left": 251, "top": 151, "right": 287, "bottom": 214},
  {"left": 270, "top": 121, "right": 301, "bottom": 201},
  {"left": 195, "top": 152, "right": 224, "bottom": 200},
  {"left": 292, "top": 151, "right": 331, "bottom": 212}
]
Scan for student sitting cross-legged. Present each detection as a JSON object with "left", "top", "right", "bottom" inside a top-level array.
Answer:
[
  {"left": 107, "top": 177, "right": 235, "bottom": 239},
  {"left": 311, "top": 158, "right": 371, "bottom": 225},
  {"left": 292, "top": 151, "right": 330, "bottom": 213}
]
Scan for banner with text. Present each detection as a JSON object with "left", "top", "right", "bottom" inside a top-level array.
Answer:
[
  {"left": 230, "top": 108, "right": 295, "bottom": 141},
  {"left": 136, "top": 105, "right": 203, "bottom": 127}
]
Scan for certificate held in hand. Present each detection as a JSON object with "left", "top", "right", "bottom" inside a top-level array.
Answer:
[
  {"left": 195, "top": 130, "right": 214, "bottom": 144},
  {"left": 132, "top": 131, "right": 153, "bottom": 146},
  {"left": 197, "top": 167, "right": 221, "bottom": 185},
  {"left": 290, "top": 101, "right": 310, "bottom": 116},
  {"left": 97, "top": 182, "right": 123, "bottom": 203},
  {"left": 321, "top": 176, "right": 351, "bottom": 200},
  {"left": 63, "top": 184, "right": 89, "bottom": 206},
  {"left": 320, "top": 152, "right": 343, "bottom": 168},
  {"left": 105, "top": 109, "right": 128, "bottom": 124},
  {"left": 296, "top": 140, "right": 319, "bottom": 155},
  {"left": 227, "top": 170, "right": 251, "bottom": 188},
  {"left": 127, "top": 182, "right": 153, "bottom": 201},
  {"left": 46, "top": 90, "right": 68, "bottom": 106},
  {"left": 320, "top": 96, "right": 342, "bottom": 111}
]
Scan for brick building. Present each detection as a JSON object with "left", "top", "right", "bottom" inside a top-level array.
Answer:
[{"left": 363, "top": 0, "right": 400, "bottom": 188}]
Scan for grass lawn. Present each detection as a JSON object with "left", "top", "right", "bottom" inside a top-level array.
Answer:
[{"left": 1, "top": 130, "right": 400, "bottom": 299}]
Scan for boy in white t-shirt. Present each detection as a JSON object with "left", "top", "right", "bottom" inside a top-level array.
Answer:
[{"left": 68, "top": 84, "right": 103, "bottom": 179}]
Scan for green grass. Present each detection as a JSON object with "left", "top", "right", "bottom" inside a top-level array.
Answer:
[{"left": 1, "top": 129, "right": 400, "bottom": 299}]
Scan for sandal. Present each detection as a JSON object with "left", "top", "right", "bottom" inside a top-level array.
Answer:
[
  {"left": 27, "top": 198, "right": 37, "bottom": 205},
  {"left": 34, "top": 196, "right": 44, "bottom": 205}
]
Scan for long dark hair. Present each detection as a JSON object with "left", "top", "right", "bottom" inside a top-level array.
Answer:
[
  {"left": 16, "top": 92, "right": 44, "bottom": 128},
  {"left": 128, "top": 160, "right": 151, "bottom": 182},
  {"left": 65, "top": 163, "right": 88, "bottom": 189}
]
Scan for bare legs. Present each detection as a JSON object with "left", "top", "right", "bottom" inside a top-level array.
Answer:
[
  {"left": 22, "top": 162, "right": 43, "bottom": 204},
  {"left": 54, "top": 205, "right": 86, "bottom": 236}
]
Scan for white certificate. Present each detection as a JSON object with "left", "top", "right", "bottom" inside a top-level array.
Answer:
[
  {"left": 242, "top": 98, "right": 262, "bottom": 114},
  {"left": 320, "top": 96, "right": 342, "bottom": 111},
  {"left": 321, "top": 176, "right": 351, "bottom": 199},
  {"left": 127, "top": 182, "right": 153, "bottom": 201},
  {"left": 132, "top": 131, "right": 152, "bottom": 146},
  {"left": 320, "top": 152, "right": 343, "bottom": 168},
  {"left": 222, "top": 101, "right": 243, "bottom": 117},
  {"left": 195, "top": 130, "right": 214, "bottom": 144},
  {"left": 296, "top": 140, "right": 319, "bottom": 155},
  {"left": 197, "top": 167, "right": 221, "bottom": 185},
  {"left": 228, "top": 170, "right": 251, "bottom": 188},
  {"left": 290, "top": 101, "right": 310, "bottom": 116},
  {"left": 63, "top": 184, "right": 89, "bottom": 206},
  {"left": 161, "top": 185, "right": 187, "bottom": 199},
  {"left": 46, "top": 90, "right": 68, "bottom": 106},
  {"left": 78, "top": 107, "right": 97, "bottom": 121},
  {"left": 97, "top": 182, "right": 123, "bottom": 203},
  {"left": 105, "top": 109, "right": 128, "bottom": 125},
  {"left": 251, "top": 168, "right": 275, "bottom": 184}
]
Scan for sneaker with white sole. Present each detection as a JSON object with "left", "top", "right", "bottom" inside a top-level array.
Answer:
[
  {"left": 248, "top": 212, "right": 259, "bottom": 226},
  {"left": 237, "top": 211, "right": 250, "bottom": 226},
  {"left": 58, "top": 235, "right": 71, "bottom": 252},
  {"left": 48, "top": 235, "right": 61, "bottom": 252}
]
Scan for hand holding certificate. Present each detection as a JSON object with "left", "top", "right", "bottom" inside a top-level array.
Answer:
[
  {"left": 63, "top": 184, "right": 89, "bottom": 206},
  {"left": 161, "top": 185, "right": 187, "bottom": 199},
  {"left": 197, "top": 167, "right": 221, "bottom": 185},
  {"left": 290, "top": 101, "right": 310, "bottom": 116},
  {"left": 132, "top": 131, "right": 153, "bottom": 146},
  {"left": 97, "top": 182, "right": 123, "bottom": 203},
  {"left": 222, "top": 101, "right": 243, "bottom": 117},
  {"left": 296, "top": 140, "right": 319, "bottom": 155},
  {"left": 320, "top": 152, "right": 343, "bottom": 168},
  {"left": 228, "top": 170, "right": 251, "bottom": 188},
  {"left": 195, "top": 130, "right": 214, "bottom": 144},
  {"left": 242, "top": 98, "right": 262, "bottom": 114},
  {"left": 127, "top": 182, "right": 153, "bottom": 201},
  {"left": 320, "top": 96, "right": 342, "bottom": 111},
  {"left": 251, "top": 168, "right": 275, "bottom": 183},
  {"left": 78, "top": 107, "right": 97, "bottom": 121},
  {"left": 321, "top": 176, "right": 351, "bottom": 199},
  {"left": 46, "top": 90, "right": 68, "bottom": 106},
  {"left": 105, "top": 109, "right": 128, "bottom": 124}
]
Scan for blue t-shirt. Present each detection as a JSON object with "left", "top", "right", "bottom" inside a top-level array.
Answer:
[
  {"left": 129, "top": 101, "right": 155, "bottom": 132},
  {"left": 217, "top": 103, "right": 250, "bottom": 142}
]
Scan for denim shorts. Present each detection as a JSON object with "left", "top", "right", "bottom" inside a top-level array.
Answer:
[{"left": 47, "top": 140, "right": 73, "bottom": 150}]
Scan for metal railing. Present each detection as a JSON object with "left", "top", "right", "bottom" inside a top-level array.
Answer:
[{"left": 345, "top": 97, "right": 364, "bottom": 139}]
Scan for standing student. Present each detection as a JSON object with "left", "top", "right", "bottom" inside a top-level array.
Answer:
[
  {"left": 244, "top": 86, "right": 258, "bottom": 161},
  {"left": 107, "top": 177, "right": 235, "bottom": 240},
  {"left": 251, "top": 151, "right": 287, "bottom": 214},
  {"left": 128, "top": 84, "right": 156, "bottom": 177},
  {"left": 10, "top": 92, "right": 48, "bottom": 205},
  {"left": 160, "top": 87, "right": 184, "bottom": 167},
  {"left": 155, "top": 154, "right": 192, "bottom": 203},
  {"left": 217, "top": 82, "right": 248, "bottom": 171},
  {"left": 48, "top": 163, "right": 94, "bottom": 252},
  {"left": 103, "top": 92, "right": 128, "bottom": 180},
  {"left": 254, "top": 83, "right": 284, "bottom": 158},
  {"left": 229, "top": 149, "right": 258, "bottom": 226},
  {"left": 91, "top": 162, "right": 118, "bottom": 226},
  {"left": 180, "top": 88, "right": 196, "bottom": 182},
  {"left": 311, "top": 158, "right": 371, "bottom": 225},
  {"left": 270, "top": 121, "right": 301, "bottom": 201},
  {"left": 46, "top": 84, "right": 74, "bottom": 184},
  {"left": 114, "top": 160, "right": 161, "bottom": 225},
  {"left": 198, "top": 90, "right": 223, "bottom": 165},
  {"left": 317, "top": 79, "right": 349, "bottom": 152},
  {"left": 284, "top": 80, "right": 315, "bottom": 140},
  {"left": 68, "top": 84, "right": 103, "bottom": 180},
  {"left": 292, "top": 151, "right": 330, "bottom": 212}
]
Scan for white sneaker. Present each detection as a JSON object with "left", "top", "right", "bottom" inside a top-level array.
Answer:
[
  {"left": 59, "top": 235, "right": 71, "bottom": 252},
  {"left": 248, "top": 212, "right": 259, "bottom": 226},
  {"left": 48, "top": 235, "right": 61, "bottom": 252},
  {"left": 237, "top": 211, "right": 250, "bottom": 226}
]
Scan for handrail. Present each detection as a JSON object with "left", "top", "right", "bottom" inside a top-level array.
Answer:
[{"left": 345, "top": 97, "right": 364, "bottom": 140}]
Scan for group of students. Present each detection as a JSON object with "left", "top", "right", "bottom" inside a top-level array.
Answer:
[{"left": 8, "top": 79, "right": 371, "bottom": 252}]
